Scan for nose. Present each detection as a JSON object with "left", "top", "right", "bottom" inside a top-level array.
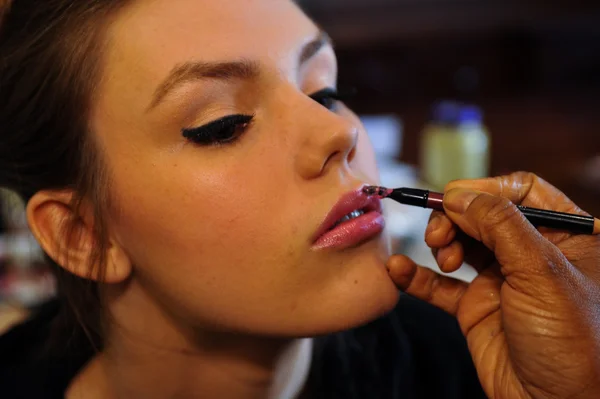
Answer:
[{"left": 294, "top": 101, "right": 359, "bottom": 180}]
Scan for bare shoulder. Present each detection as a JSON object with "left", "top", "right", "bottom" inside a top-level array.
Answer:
[
  {"left": 65, "top": 354, "right": 111, "bottom": 399},
  {"left": 0, "top": 303, "right": 29, "bottom": 335}
]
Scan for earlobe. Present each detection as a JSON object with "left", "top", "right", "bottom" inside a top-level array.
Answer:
[
  {"left": 26, "top": 190, "right": 131, "bottom": 283},
  {"left": 104, "top": 240, "right": 132, "bottom": 283}
]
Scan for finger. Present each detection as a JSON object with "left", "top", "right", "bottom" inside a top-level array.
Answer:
[
  {"left": 425, "top": 211, "right": 457, "bottom": 248},
  {"left": 435, "top": 240, "right": 464, "bottom": 273},
  {"left": 442, "top": 188, "right": 571, "bottom": 293},
  {"left": 456, "top": 266, "right": 503, "bottom": 337},
  {"left": 387, "top": 254, "right": 468, "bottom": 316},
  {"left": 425, "top": 207, "right": 501, "bottom": 272},
  {"left": 454, "top": 232, "right": 496, "bottom": 272},
  {"left": 429, "top": 229, "right": 495, "bottom": 273},
  {"left": 447, "top": 172, "right": 600, "bottom": 239},
  {"left": 445, "top": 171, "right": 592, "bottom": 217}
]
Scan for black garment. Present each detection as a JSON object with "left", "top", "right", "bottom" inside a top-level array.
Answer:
[
  {"left": 0, "top": 296, "right": 487, "bottom": 398},
  {"left": 309, "top": 295, "right": 487, "bottom": 399},
  {"left": 0, "top": 301, "right": 92, "bottom": 399}
]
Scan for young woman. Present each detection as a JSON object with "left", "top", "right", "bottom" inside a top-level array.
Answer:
[{"left": 1, "top": 1, "right": 599, "bottom": 398}]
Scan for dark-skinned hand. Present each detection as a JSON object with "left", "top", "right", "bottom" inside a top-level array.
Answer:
[{"left": 387, "top": 172, "right": 600, "bottom": 399}]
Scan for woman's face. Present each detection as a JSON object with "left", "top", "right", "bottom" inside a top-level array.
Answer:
[{"left": 92, "top": 0, "right": 399, "bottom": 336}]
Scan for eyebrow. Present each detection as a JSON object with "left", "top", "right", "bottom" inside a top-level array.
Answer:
[{"left": 147, "top": 30, "right": 333, "bottom": 111}]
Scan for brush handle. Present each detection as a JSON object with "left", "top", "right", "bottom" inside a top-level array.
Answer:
[
  {"left": 388, "top": 188, "right": 595, "bottom": 235},
  {"left": 517, "top": 206, "right": 594, "bottom": 235}
]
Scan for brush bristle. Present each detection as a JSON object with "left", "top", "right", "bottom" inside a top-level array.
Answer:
[
  {"left": 363, "top": 186, "right": 392, "bottom": 198},
  {"left": 363, "top": 186, "right": 379, "bottom": 196}
]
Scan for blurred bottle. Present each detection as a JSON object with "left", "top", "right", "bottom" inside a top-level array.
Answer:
[{"left": 420, "top": 101, "right": 491, "bottom": 191}]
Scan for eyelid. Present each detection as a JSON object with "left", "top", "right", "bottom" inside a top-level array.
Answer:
[{"left": 182, "top": 114, "right": 254, "bottom": 146}]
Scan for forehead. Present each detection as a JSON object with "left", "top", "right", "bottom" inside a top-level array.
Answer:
[{"left": 100, "top": 0, "right": 317, "bottom": 105}]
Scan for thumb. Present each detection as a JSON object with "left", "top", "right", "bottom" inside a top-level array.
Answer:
[{"left": 443, "top": 188, "right": 570, "bottom": 291}]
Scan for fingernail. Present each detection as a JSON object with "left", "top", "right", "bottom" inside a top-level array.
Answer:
[
  {"left": 444, "top": 188, "right": 479, "bottom": 214},
  {"left": 440, "top": 255, "right": 451, "bottom": 271},
  {"left": 425, "top": 217, "right": 440, "bottom": 236}
]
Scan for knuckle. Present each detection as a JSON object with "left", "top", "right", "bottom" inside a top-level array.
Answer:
[
  {"left": 510, "top": 171, "right": 538, "bottom": 198},
  {"left": 424, "top": 273, "right": 440, "bottom": 303},
  {"left": 428, "top": 210, "right": 444, "bottom": 222},
  {"left": 444, "top": 178, "right": 463, "bottom": 191},
  {"left": 473, "top": 194, "right": 522, "bottom": 232},
  {"left": 512, "top": 170, "right": 538, "bottom": 182},
  {"left": 410, "top": 267, "right": 435, "bottom": 298}
]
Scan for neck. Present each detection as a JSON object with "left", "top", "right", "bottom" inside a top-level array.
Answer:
[
  {"left": 68, "top": 280, "right": 313, "bottom": 399},
  {"left": 102, "top": 331, "right": 312, "bottom": 399}
]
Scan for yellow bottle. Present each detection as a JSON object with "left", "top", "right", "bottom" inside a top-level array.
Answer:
[{"left": 421, "top": 102, "right": 490, "bottom": 191}]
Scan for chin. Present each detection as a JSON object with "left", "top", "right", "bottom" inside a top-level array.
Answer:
[
  {"left": 328, "top": 235, "right": 400, "bottom": 330},
  {"left": 335, "top": 270, "right": 400, "bottom": 332},
  {"left": 301, "top": 284, "right": 400, "bottom": 338},
  {"left": 295, "top": 239, "right": 400, "bottom": 337}
]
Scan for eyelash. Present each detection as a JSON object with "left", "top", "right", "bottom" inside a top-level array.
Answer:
[
  {"left": 182, "top": 114, "right": 255, "bottom": 146},
  {"left": 308, "top": 87, "right": 356, "bottom": 111},
  {"left": 182, "top": 87, "right": 356, "bottom": 146}
]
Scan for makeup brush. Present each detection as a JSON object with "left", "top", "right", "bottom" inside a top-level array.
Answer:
[{"left": 363, "top": 186, "right": 600, "bottom": 235}]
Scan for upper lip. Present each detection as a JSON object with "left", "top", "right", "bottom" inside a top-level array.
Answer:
[{"left": 313, "top": 185, "right": 383, "bottom": 242}]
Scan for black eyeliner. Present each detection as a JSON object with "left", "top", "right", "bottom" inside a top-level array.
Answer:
[
  {"left": 309, "top": 86, "right": 356, "bottom": 101},
  {"left": 182, "top": 114, "right": 254, "bottom": 145},
  {"left": 308, "top": 86, "right": 357, "bottom": 111}
]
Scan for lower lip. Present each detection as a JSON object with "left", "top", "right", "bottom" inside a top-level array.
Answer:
[{"left": 312, "top": 211, "right": 385, "bottom": 250}]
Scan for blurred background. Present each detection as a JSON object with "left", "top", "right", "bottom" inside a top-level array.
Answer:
[{"left": 1, "top": 0, "right": 600, "bottom": 328}]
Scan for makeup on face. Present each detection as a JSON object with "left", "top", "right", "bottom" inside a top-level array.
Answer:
[
  {"left": 312, "top": 187, "right": 385, "bottom": 250},
  {"left": 364, "top": 186, "right": 600, "bottom": 235},
  {"left": 180, "top": 87, "right": 356, "bottom": 147}
]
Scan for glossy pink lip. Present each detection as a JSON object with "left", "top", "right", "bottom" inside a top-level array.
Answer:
[{"left": 312, "top": 186, "right": 385, "bottom": 250}]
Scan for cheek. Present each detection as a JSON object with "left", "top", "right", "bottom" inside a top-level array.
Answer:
[{"left": 105, "top": 148, "right": 298, "bottom": 277}]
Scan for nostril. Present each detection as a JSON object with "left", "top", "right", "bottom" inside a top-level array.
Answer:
[
  {"left": 324, "top": 150, "right": 341, "bottom": 169},
  {"left": 347, "top": 146, "right": 357, "bottom": 164}
]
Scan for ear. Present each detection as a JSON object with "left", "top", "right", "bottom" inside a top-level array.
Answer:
[{"left": 26, "top": 190, "right": 131, "bottom": 283}]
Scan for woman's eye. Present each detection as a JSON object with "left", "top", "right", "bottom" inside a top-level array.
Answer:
[
  {"left": 182, "top": 114, "right": 254, "bottom": 146},
  {"left": 309, "top": 87, "right": 356, "bottom": 111}
]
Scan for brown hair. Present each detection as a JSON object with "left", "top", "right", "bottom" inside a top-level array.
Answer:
[{"left": 0, "top": 0, "right": 131, "bottom": 349}]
